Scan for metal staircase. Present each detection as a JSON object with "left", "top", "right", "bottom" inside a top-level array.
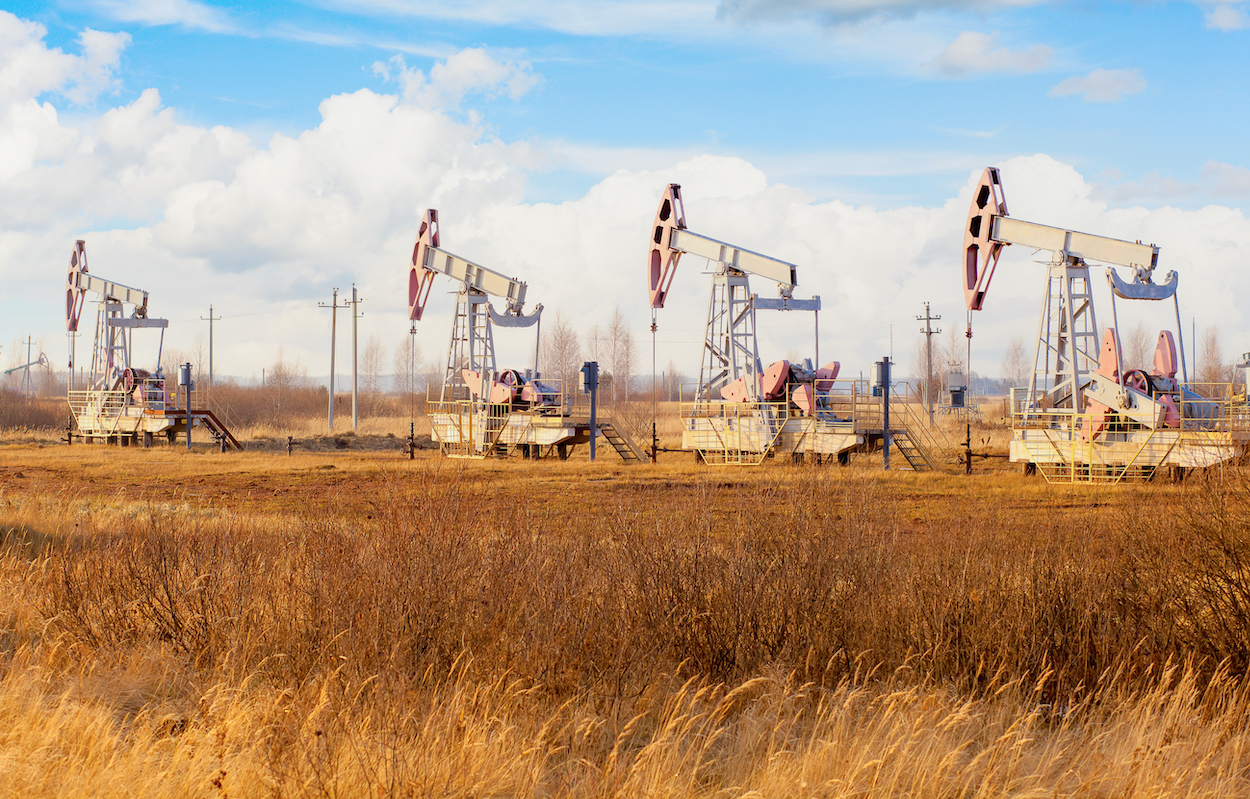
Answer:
[
  {"left": 597, "top": 420, "right": 647, "bottom": 463},
  {"left": 194, "top": 409, "right": 242, "bottom": 450},
  {"left": 891, "top": 429, "right": 937, "bottom": 471},
  {"left": 887, "top": 384, "right": 954, "bottom": 473}
]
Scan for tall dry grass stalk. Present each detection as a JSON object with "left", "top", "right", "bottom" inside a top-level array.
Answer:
[
  {"left": 0, "top": 649, "right": 1247, "bottom": 797},
  {"left": 3, "top": 451, "right": 1250, "bottom": 794}
]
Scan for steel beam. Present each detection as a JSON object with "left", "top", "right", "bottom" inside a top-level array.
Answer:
[
  {"left": 422, "top": 246, "right": 527, "bottom": 306},
  {"left": 671, "top": 229, "right": 797, "bottom": 288},
  {"left": 70, "top": 271, "right": 149, "bottom": 311},
  {"left": 992, "top": 217, "right": 1158, "bottom": 270}
]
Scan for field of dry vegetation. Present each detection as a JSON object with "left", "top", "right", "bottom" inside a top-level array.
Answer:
[{"left": 3, "top": 412, "right": 1250, "bottom": 796}]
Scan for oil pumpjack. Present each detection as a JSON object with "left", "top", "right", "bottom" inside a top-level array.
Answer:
[
  {"left": 64, "top": 240, "right": 238, "bottom": 448},
  {"left": 648, "top": 184, "right": 866, "bottom": 464},
  {"left": 410, "top": 210, "right": 645, "bottom": 461},
  {"left": 964, "top": 166, "right": 1249, "bottom": 482}
]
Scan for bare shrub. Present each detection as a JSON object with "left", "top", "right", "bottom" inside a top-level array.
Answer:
[
  {"left": 0, "top": 394, "right": 66, "bottom": 430},
  {"left": 13, "top": 456, "right": 1250, "bottom": 794},
  {"left": 24, "top": 469, "right": 1217, "bottom": 697}
]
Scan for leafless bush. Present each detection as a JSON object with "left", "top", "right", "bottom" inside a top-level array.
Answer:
[
  {"left": 27, "top": 469, "right": 1243, "bottom": 699},
  {"left": 12, "top": 459, "right": 1250, "bottom": 795},
  {"left": 0, "top": 393, "right": 66, "bottom": 430}
]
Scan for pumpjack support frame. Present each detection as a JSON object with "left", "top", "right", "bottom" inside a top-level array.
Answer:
[{"left": 963, "top": 167, "right": 1248, "bottom": 482}]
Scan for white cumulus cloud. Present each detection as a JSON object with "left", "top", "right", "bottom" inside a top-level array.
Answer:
[
  {"left": 1048, "top": 67, "right": 1145, "bottom": 102},
  {"left": 929, "top": 31, "right": 1053, "bottom": 75},
  {"left": 2, "top": 16, "right": 1248, "bottom": 383},
  {"left": 0, "top": 12, "right": 130, "bottom": 183},
  {"left": 1201, "top": 1, "right": 1250, "bottom": 29},
  {"left": 0, "top": 12, "right": 130, "bottom": 106},
  {"left": 371, "top": 48, "right": 540, "bottom": 110},
  {"left": 1201, "top": 161, "right": 1250, "bottom": 196}
]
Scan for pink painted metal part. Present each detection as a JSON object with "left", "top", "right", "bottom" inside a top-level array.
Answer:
[
  {"left": 721, "top": 377, "right": 751, "bottom": 403},
  {"left": 1150, "top": 331, "right": 1181, "bottom": 425},
  {"left": 489, "top": 382, "right": 514, "bottom": 404},
  {"left": 1123, "top": 369, "right": 1150, "bottom": 395},
  {"left": 66, "top": 239, "right": 88, "bottom": 332},
  {"left": 1159, "top": 394, "right": 1181, "bottom": 427},
  {"left": 792, "top": 383, "right": 814, "bottom": 414},
  {"left": 519, "top": 383, "right": 543, "bottom": 404},
  {"left": 1094, "top": 329, "right": 1121, "bottom": 382},
  {"left": 498, "top": 369, "right": 523, "bottom": 388},
  {"left": 648, "top": 183, "right": 687, "bottom": 309},
  {"left": 1151, "top": 331, "right": 1178, "bottom": 379},
  {"left": 521, "top": 379, "right": 559, "bottom": 406},
  {"left": 761, "top": 360, "right": 789, "bottom": 400},
  {"left": 489, "top": 370, "right": 521, "bottom": 404},
  {"left": 461, "top": 368, "right": 519, "bottom": 404},
  {"left": 814, "top": 361, "right": 840, "bottom": 391},
  {"left": 963, "top": 167, "right": 1009, "bottom": 311},
  {"left": 1084, "top": 329, "right": 1122, "bottom": 441},
  {"left": 408, "top": 210, "right": 440, "bottom": 321},
  {"left": 461, "top": 369, "right": 485, "bottom": 400}
]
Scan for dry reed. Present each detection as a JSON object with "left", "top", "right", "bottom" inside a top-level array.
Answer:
[{"left": 2, "top": 448, "right": 1250, "bottom": 795}]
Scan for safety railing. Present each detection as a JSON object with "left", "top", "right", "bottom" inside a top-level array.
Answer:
[
  {"left": 68, "top": 390, "right": 128, "bottom": 436},
  {"left": 1175, "top": 383, "right": 1250, "bottom": 433},
  {"left": 888, "top": 382, "right": 957, "bottom": 470},
  {"left": 683, "top": 379, "right": 877, "bottom": 427},
  {"left": 679, "top": 399, "right": 789, "bottom": 465},
  {"left": 1010, "top": 383, "right": 1250, "bottom": 435},
  {"left": 425, "top": 399, "right": 513, "bottom": 458},
  {"left": 679, "top": 380, "right": 869, "bottom": 464},
  {"left": 1007, "top": 382, "right": 1250, "bottom": 482}
]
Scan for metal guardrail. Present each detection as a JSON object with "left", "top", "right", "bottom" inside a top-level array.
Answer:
[
  {"left": 426, "top": 399, "right": 513, "bottom": 458},
  {"left": 1006, "top": 382, "right": 1250, "bottom": 483},
  {"left": 887, "top": 383, "right": 957, "bottom": 471},
  {"left": 679, "top": 380, "right": 869, "bottom": 465},
  {"left": 680, "top": 399, "right": 789, "bottom": 465},
  {"left": 1009, "top": 383, "right": 1250, "bottom": 434}
]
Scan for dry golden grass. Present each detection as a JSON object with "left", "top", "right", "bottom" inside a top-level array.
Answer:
[
  {"left": 2, "top": 427, "right": 1250, "bottom": 795},
  {"left": 2, "top": 652, "right": 1247, "bottom": 798}
]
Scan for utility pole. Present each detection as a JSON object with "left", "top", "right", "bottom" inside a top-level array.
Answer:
[
  {"left": 201, "top": 305, "right": 221, "bottom": 387},
  {"left": 917, "top": 303, "right": 941, "bottom": 427},
  {"left": 349, "top": 284, "right": 363, "bottom": 430},
  {"left": 319, "top": 289, "right": 349, "bottom": 432},
  {"left": 24, "top": 336, "right": 33, "bottom": 398}
]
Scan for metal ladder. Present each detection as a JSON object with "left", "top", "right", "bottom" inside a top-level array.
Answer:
[
  {"left": 891, "top": 429, "right": 936, "bottom": 471},
  {"left": 597, "top": 421, "right": 646, "bottom": 463}
]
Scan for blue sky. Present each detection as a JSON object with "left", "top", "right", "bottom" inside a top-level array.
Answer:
[
  {"left": 2, "top": 0, "right": 1250, "bottom": 385},
  {"left": 10, "top": 0, "right": 1250, "bottom": 205}
]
